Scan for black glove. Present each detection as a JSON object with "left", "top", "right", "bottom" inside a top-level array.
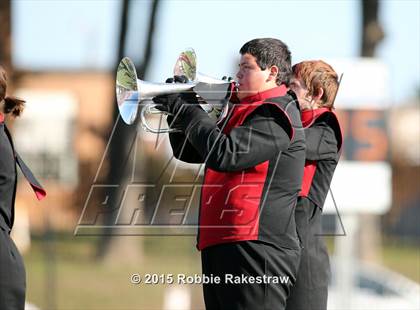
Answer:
[
  {"left": 152, "top": 76, "right": 187, "bottom": 113},
  {"left": 152, "top": 75, "right": 198, "bottom": 116},
  {"left": 222, "top": 76, "right": 234, "bottom": 82},
  {"left": 166, "top": 75, "right": 188, "bottom": 84}
]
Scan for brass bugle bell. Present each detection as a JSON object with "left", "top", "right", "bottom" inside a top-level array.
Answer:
[{"left": 115, "top": 49, "right": 233, "bottom": 133}]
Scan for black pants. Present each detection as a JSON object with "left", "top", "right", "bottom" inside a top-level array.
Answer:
[
  {"left": 201, "top": 240, "right": 300, "bottom": 310},
  {"left": 286, "top": 197, "right": 330, "bottom": 310},
  {"left": 0, "top": 227, "right": 26, "bottom": 310}
]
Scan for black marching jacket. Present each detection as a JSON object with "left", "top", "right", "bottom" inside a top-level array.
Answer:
[
  {"left": 299, "top": 108, "right": 342, "bottom": 208},
  {"left": 0, "top": 113, "right": 46, "bottom": 233},
  {"left": 167, "top": 86, "right": 306, "bottom": 250}
]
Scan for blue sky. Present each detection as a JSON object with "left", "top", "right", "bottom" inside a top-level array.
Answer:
[{"left": 12, "top": 0, "right": 420, "bottom": 103}]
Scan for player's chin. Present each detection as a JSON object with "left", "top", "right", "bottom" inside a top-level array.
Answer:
[{"left": 236, "top": 85, "right": 248, "bottom": 99}]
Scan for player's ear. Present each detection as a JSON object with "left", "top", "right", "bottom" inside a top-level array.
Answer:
[
  {"left": 313, "top": 87, "right": 324, "bottom": 101},
  {"left": 267, "top": 65, "right": 279, "bottom": 82}
]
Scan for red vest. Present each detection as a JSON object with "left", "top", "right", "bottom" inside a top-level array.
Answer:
[
  {"left": 198, "top": 86, "right": 292, "bottom": 250},
  {"left": 299, "top": 108, "right": 342, "bottom": 197}
]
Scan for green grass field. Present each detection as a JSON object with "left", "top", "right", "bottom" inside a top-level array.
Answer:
[
  {"left": 24, "top": 235, "right": 204, "bottom": 310},
  {"left": 24, "top": 234, "right": 419, "bottom": 310}
]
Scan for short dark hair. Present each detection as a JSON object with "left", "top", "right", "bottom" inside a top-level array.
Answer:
[{"left": 239, "top": 38, "right": 292, "bottom": 86}]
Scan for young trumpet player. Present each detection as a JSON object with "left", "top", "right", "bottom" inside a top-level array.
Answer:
[
  {"left": 286, "top": 60, "right": 342, "bottom": 310},
  {"left": 154, "top": 38, "right": 306, "bottom": 309}
]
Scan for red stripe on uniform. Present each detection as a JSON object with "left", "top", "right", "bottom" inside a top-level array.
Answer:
[{"left": 299, "top": 161, "right": 317, "bottom": 197}]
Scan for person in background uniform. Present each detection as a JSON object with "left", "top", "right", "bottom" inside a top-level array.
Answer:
[
  {"left": 286, "top": 60, "right": 343, "bottom": 310},
  {"left": 0, "top": 67, "right": 46, "bottom": 310},
  {"left": 153, "top": 38, "right": 306, "bottom": 310}
]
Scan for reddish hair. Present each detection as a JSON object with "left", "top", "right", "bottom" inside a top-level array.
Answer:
[
  {"left": 0, "top": 66, "right": 25, "bottom": 117},
  {"left": 292, "top": 60, "right": 338, "bottom": 109}
]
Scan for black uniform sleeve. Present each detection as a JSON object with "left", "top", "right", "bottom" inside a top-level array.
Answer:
[
  {"left": 175, "top": 104, "right": 291, "bottom": 172},
  {"left": 168, "top": 132, "right": 205, "bottom": 163},
  {"left": 166, "top": 115, "right": 204, "bottom": 163},
  {"left": 304, "top": 120, "right": 338, "bottom": 161}
]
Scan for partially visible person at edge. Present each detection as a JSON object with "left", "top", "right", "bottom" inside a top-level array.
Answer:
[
  {"left": 286, "top": 60, "right": 343, "bottom": 310},
  {"left": 153, "top": 38, "right": 306, "bottom": 310},
  {"left": 0, "top": 67, "right": 46, "bottom": 310}
]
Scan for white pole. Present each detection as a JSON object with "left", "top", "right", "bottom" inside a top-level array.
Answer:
[
  {"left": 335, "top": 214, "right": 358, "bottom": 310},
  {"left": 163, "top": 285, "right": 191, "bottom": 310}
]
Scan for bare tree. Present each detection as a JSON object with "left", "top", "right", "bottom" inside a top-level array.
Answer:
[
  {"left": 361, "top": 0, "right": 384, "bottom": 57},
  {"left": 0, "top": 0, "right": 12, "bottom": 73},
  {"left": 359, "top": 0, "right": 385, "bottom": 263},
  {"left": 96, "top": 0, "right": 161, "bottom": 262}
]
